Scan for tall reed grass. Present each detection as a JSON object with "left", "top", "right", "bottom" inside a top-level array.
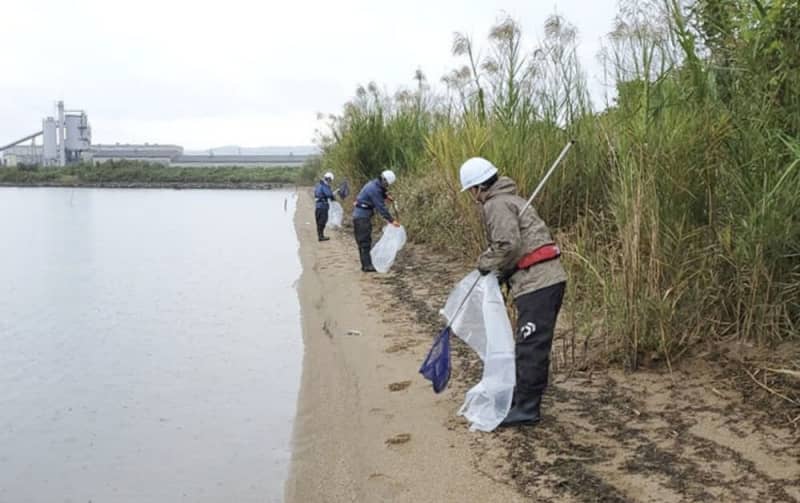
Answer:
[{"left": 317, "top": 0, "right": 800, "bottom": 367}]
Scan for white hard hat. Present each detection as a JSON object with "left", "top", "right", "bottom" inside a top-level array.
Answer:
[
  {"left": 323, "top": 172, "right": 334, "bottom": 181},
  {"left": 381, "top": 169, "right": 396, "bottom": 185},
  {"left": 459, "top": 157, "right": 498, "bottom": 192}
]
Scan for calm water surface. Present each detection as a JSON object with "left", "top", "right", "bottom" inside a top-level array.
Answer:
[{"left": 0, "top": 187, "right": 302, "bottom": 502}]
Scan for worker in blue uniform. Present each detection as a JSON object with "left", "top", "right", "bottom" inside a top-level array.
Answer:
[
  {"left": 352, "top": 170, "right": 399, "bottom": 272},
  {"left": 313, "top": 172, "right": 337, "bottom": 241}
]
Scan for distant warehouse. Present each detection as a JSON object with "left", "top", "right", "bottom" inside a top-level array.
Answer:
[
  {"left": 90, "top": 144, "right": 183, "bottom": 165},
  {"left": 172, "top": 154, "right": 311, "bottom": 167},
  {"left": 91, "top": 144, "right": 311, "bottom": 167}
]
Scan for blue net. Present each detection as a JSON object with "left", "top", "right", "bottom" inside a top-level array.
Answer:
[
  {"left": 419, "top": 326, "right": 451, "bottom": 393},
  {"left": 337, "top": 180, "right": 350, "bottom": 199}
]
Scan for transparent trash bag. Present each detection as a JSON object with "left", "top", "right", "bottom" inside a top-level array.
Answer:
[
  {"left": 370, "top": 224, "right": 407, "bottom": 273},
  {"left": 441, "top": 271, "right": 516, "bottom": 432},
  {"left": 326, "top": 201, "right": 343, "bottom": 229}
]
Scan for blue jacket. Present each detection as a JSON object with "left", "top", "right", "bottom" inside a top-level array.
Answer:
[
  {"left": 353, "top": 179, "right": 394, "bottom": 222},
  {"left": 314, "top": 180, "right": 335, "bottom": 209}
]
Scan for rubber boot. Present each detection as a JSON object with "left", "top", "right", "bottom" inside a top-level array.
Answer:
[
  {"left": 358, "top": 248, "right": 374, "bottom": 271},
  {"left": 499, "top": 392, "right": 542, "bottom": 426},
  {"left": 315, "top": 208, "right": 329, "bottom": 241}
]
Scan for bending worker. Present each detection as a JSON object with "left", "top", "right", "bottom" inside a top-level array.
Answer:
[
  {"left": 459, "top": 157, "right": 566, "bottom": 426},
  {"left": 352, "top": 169, "right": 399, "bottom": 272},
  {"left": 313, "top": 172, "right": 337, "bottom": 242}
]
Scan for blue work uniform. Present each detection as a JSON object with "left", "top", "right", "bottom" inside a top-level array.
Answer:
[
  {"left": 352, "top": 178, "right": 394, "bottom": 271},
  {"left": 314, "top": 181, "right": 335, "bottom": 209},
  {"left": 314, "top": 180, "right": 336, "bottom": 240},
  {"left": 353, "top": 179, "right": 394, "bottom": 222}
]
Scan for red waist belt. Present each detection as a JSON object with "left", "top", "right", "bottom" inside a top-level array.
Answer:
[{"left": 516, "top": 243, "right": 561, "bottom": 270}]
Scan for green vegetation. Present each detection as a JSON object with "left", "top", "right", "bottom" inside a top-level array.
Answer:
[
  {"left": 298, "top": 156, "right": 324, "bottom": 185},
  {"left": 0, "top": 161, "right": 301, "bottom": 186},
  {"left": 317, "top": 0, "right": 800, "bottom": 367}
]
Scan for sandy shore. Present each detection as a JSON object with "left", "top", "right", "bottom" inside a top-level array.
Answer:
[
  {"left": 285, "top": 192, "right": 525, "bottom": 502},
  {"left": 286, "top": 191, "right": 800, "bottom": 502}
]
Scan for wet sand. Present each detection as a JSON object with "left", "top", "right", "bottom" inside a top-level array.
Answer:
[{"left": 285, "top": 192, "right": 524, "bottom": 502}]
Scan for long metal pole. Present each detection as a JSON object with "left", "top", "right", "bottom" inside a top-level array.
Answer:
[
  {"left": 518, "top": 139, "right": 575, "bottom": 217},
  {"left": 445, "top": 275, "right": 481, "bottom": 327}
]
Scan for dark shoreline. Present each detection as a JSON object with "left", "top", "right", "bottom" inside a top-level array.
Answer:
[{"left": 0, "top": 181, "right": 295, "bottom": 190}]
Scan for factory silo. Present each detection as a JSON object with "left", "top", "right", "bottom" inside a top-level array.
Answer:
[
  {"left": 65, "top": 114, "right": 90, "bottom": 151},
  {"left": 42, "top": 118, "right": 58, "bottom": 166}
]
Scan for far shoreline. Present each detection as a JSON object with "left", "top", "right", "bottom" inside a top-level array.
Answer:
[
  {"left": 0, "top": 181, "right": 302, "bottom": 190},
  {"left": 0, "top": 161, "right": 312, "bottom": 190}
]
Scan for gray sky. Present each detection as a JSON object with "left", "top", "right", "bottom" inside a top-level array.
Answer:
[{"left": 1, "top": 0, "right": 618, "bottom": 150}]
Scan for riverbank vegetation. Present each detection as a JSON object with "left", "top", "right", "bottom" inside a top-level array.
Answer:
[
  {"left": 317, "top": 0, "right": 800, "bottom": 369},
  {"left": 0, "top": 161, "right": 302, "bottom": 186}
]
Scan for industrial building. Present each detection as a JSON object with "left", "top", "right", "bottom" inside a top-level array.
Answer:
[
  {"left": 0, "top": 101, "right": 313, "bottom": 168},
  {"left": 90, "top": 144, "right": 184, "bottom": 165},
  {"left": 0, "top": 102, "right": 91, "bottom": 167}
]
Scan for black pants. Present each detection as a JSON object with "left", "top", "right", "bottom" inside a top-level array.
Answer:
[
  {"left": 315, "top": 207, "right": 329, "bottom": 238},
  {"left": 353, "top": 217, "right": 373, "bottom": 269},
  {"left": 513, "top": 281, "right": 566, "bottom": 400}
]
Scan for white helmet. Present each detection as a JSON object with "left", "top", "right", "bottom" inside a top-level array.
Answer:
[
  {"left": 381, "top": 169, "right": 396, "bottom": 185},
  {"left": 323, "top": 172, "right": 334, "bottom": 182},
  {"left": 459, "top": 157, "right": 498, "bottom": 192}
]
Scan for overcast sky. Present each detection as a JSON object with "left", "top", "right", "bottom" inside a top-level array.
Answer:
[{"left": 1, "top": 0, "right": 618, "bottom": 150}]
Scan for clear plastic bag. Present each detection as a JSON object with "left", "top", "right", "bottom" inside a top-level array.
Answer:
[
  {"left": 326, "top": 201, "right": 343, "bottom": 229},
  {"left": 370, "top": 224, "right": 406, "bottom": 273},
  {"left": 441, "top": 271, "right": 516, "bottom": 432}
]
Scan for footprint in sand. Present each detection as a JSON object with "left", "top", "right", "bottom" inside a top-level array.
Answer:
[
  {"left": 322, "top": 320, "right": 334, "bottom": 338},
  {"left": 384, "top": 343, "right": 406, "bottom": 354},
  {"left": 385, "top": 340, "right": 421, "bottom": 354},
  {"left": 387, "top": 381, "right": 411, "bottom": 392},
  {"left": 366, "top": 472, "right": 406, "bottom": 498},
  {"left": 385, "top": 433, "right": 411, "bottom": 446},
  {"left": 368, "top": 472, "right": 392, "bottom": 481},
  {"left": 369, "top": 407, "right": 395, "bottom": 421}
]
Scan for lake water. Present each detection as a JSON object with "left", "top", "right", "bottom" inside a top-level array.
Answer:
[{"left": 0, "top": 187, "right": 303, "bottom": 502}]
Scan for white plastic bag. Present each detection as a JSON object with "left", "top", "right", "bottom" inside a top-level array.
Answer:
[
  {"left": 370, "top": 224, "right": 407, "bottom": 273},
  {"left": 326, "top": 201, "right": 343, "bottom": 229},
  {"left": 441, "top": 271, "right": 516, "bottom": 432}
]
